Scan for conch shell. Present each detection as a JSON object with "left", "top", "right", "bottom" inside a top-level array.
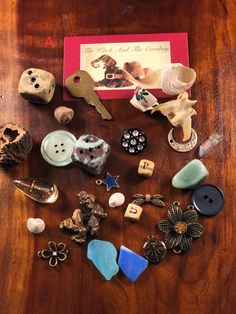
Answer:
[{"left": 161, "top": 63, "right": 196, "bottom": 95}]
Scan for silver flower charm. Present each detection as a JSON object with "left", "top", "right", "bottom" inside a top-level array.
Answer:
[
  {"left": 157, "top": 202, "right": 204, "bottom": 253},
  {"left": 38, "top": 241, "right": 68, "bottom": 267}
]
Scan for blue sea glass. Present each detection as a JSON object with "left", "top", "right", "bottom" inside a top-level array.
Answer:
[
  {"left": 118, "top": 245, "right": 148, "bottom": 283},
  {"left": 87, "top": 240, "right": 119, "bottom": 280}
]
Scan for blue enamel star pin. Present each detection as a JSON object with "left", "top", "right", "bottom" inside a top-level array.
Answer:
[{"left": 96, "top": 172, "right": 119, "bottom": 191}]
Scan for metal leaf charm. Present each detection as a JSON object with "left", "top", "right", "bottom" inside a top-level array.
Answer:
[{"left": 132, "top": 193, "right": 165, "bottom": 207}]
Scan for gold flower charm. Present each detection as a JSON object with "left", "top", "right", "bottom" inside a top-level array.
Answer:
[
  {"left": 38, "top": 241, "right": 68, "bottom": 267},
  {"left": 157, "top": 202, "right": 204, "bottom": 253}
]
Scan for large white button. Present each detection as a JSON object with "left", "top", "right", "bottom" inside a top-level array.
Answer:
[{"left": 41, "top": 130, "right": 76, "bottom": 167}]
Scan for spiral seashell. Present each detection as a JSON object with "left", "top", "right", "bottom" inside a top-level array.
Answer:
[
  {"left": 161, "top": 63, "right": 196, "bottom": 95},
  {"left": 54, "top": 106, "right": 74, "bottom": 125},
  {"left": 27, "top": 218, "right": 45, "bottom": 234}
]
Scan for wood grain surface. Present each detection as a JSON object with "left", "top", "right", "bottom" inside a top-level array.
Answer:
[{"left": 0, "top": 0, "right": 235, "bottom": 313}]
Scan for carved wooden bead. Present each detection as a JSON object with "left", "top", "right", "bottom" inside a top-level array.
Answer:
[
  {"left": 54, "top": 106, "right": 74, "bottom": 125},
  {"left": 18, "top": 68, "right": 55, "bottom": 104},
  {"left": 138, "top": 159, "right": 155, "bottom": 177},
  {"left": 124, "top": 203, "right": 143, "bottom": 222}
]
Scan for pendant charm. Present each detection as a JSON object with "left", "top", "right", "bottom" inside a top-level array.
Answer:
[
  {"left": 157, "top": 202, "right": 204, "bottom": 253},
  {"left": 143, "top": 235, "right": 167, "bottom": 263},
  {"left": 13, "top": 178, "right": 59, "bottom": 204},
  {"left": 38, "top": 241, "right": 68, "bottom": 267},
  {"left": 95, "top": 172, "right": 119, "bottom": 191},
  {"left": 168, "top": 128, "right": 198, "bottom": 152}
]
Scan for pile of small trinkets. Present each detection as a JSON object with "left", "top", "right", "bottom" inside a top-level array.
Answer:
[{"left": 0, "top": 64, "right": 224, "bottom": 282}]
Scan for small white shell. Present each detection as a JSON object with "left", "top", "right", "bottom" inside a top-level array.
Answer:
[
  {"left": 109, "top": 193, "right": 125, "bottom": 208},
  {"left": 27, "top": 218, "right": 45, "bottom": 234},
  {"left": 161, "top": 63, "right": 196, "bottom": 95}
]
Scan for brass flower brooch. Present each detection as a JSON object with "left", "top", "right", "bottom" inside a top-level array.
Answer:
[
  {"left": 157, "top": 201, "right": 204, "bottom": 254},
  {"left": 142, "top": 202, "right": 204, "bottom": 264}
]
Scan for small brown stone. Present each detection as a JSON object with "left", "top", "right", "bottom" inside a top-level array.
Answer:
[{"left": 54, "top": 106, "right": 74, "bottom": 124}]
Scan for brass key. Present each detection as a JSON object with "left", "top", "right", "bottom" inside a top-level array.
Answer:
[{"left": 65, "top": 70, "right": 112, "bottom": 120}]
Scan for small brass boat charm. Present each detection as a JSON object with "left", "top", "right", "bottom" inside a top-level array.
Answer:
[{"left": 13, "top": 178, "right": 59, "bottom": 204}]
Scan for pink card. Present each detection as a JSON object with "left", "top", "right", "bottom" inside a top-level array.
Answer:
[{"left": 63, "top": 33, "right": 189, "bottom": 100}]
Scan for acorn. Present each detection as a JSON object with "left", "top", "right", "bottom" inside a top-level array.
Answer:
[{"left": 54, "top": 106, "right": 74, "bottom": 124}]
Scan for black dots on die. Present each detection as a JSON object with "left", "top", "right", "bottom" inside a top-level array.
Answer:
[{"left": 121, "top": 128, "right": 147, "bottom": 155}]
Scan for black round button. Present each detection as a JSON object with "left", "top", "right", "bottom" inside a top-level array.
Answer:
[
  {"left": 121, "top": 128, "right": 147, "bottom": 155},
  {"left": 192, "top": 184, "right": 224, "bottom": 216}
]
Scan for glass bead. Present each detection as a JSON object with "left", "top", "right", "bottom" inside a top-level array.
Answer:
[
  {"left": 132, "top": 130, "right": 139, "bottom": 137},
  {"left": 130, "top": 139, "right": 137, "bottom": 145}
]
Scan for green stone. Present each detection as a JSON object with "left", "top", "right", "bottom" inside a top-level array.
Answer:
[{"left": 172, "top": 159, "right": 209, "bottom": 189}]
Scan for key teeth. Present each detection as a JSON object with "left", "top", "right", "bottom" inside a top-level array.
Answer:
[{"left": 102, "top": 114, "right": 112, "bottom": 120}]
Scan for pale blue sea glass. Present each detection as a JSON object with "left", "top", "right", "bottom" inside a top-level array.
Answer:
[{"left": 87, "top": 240, "right": 119, "bottom": 281}]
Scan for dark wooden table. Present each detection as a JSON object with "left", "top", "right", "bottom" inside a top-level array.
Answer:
[{"left": 0, "top": 1, "right": 235, "bottom": 313}]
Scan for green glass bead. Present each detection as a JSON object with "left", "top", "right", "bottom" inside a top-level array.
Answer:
[{"left": 172, "top": 159, "right": 209, "bottom": 189}]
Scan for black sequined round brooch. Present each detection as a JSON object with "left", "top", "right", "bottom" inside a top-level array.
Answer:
[{"left": 121, "top": 128, "right": 147, "bottom": 155}]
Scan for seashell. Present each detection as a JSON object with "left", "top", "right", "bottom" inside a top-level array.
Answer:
[
  {"left": 13, "top": 178, "right": 59, "bottom": 204},
  {"left": 108, "top": 192, "right": 125, "bottom": 208},
  {"left": 54, "top": 106, "right": 74, "bottom": 125},
  {"left": 0, "top": 122, "right": 33, "bottom": 165},
  {"left": 161, "top": 63, "right": 196, "bottom": 95},
  {"left": 27, "top": 218, "right": 45, "bottom": 234}
]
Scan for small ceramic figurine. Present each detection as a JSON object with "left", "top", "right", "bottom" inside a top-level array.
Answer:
[
  {"left": 130, "top": 86, "right": 158, "bottom": 112},
  {"left": 0, "top": 122, "right": 33, "bottom": 165},
  {"left": 18, "top": 68, "right": 55, "bottom": 104},
  {"left": 160, "top": 63, "right": 196, "bottom": 95},
  {"left": 151, "top": 92, "right": 197, "bottom": 142}
]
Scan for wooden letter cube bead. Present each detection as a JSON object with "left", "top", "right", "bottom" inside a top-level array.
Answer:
[
  {"left": 124, "top": 203, "right": 143, "bottom": 222},
  {"left": 18, "top": 68, "right": 55, "bottom": 104},
  {"left": 138, "top": 159, "right": 155, "bottom": 177}
]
